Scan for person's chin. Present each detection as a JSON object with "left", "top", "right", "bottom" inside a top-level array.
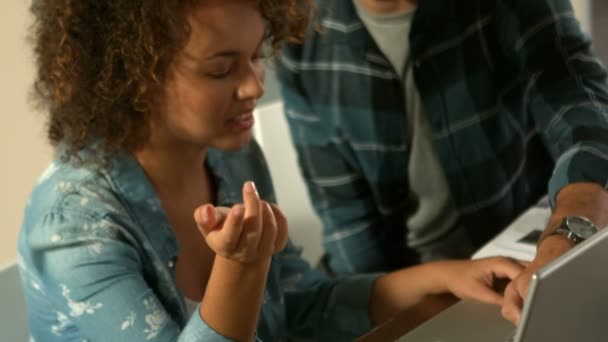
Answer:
[{"left": 211, "top": 132, "right": 253, "bottom": 151}]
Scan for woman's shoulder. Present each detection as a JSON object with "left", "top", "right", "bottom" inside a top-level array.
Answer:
[
  {"left": 32, "top": 156, "right": 118, "bottom": 207},
  {"left": 20, "top": 156, "right": 134, "bottom": 245}
]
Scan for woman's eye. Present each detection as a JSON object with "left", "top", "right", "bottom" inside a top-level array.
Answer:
[{"left": 206, "top": 68, "right": 232, "bottom": 79}]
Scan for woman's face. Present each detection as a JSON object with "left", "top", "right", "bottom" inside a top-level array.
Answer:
[{"left": 157, "top": 0, "right": 266, "bottom": 151}]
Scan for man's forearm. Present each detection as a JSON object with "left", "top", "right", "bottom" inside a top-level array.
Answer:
[{"left": 539, "top": 182, "right": 608, "bottom": 250}]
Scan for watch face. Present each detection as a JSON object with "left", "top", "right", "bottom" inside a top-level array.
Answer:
[{"left": 567, "top": 216, "right": 598, "bottom": 239}]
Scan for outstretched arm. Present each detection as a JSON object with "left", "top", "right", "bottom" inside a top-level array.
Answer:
[
  {"left": 369, "top": 257, "right": 525, "bottom": 326},
  {"left": 494, "top": 0, "right": 608, "bottom": 325},
  {"left": 503, "top": 183, "right": 608, "bottom": 324}
]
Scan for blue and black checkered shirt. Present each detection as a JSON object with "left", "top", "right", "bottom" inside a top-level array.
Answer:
[{"left": 276, "top": 0, "right": 608, "bottom": 274}]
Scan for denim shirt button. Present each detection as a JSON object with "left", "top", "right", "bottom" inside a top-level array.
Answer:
[{"left": 167, "top": 260, "right": 175, "bottom": 268}]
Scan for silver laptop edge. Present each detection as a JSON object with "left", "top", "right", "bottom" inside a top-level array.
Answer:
[
  {"left": 513, "top": 226, "right": 608, "bottom": 341},
  {"left": 399, "top": 225, "right": 608, "bottom": 342}
]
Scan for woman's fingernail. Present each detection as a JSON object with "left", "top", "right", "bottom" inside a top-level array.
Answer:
[{"left": 245, "top": 181, "right": 258, "bottom": 196}]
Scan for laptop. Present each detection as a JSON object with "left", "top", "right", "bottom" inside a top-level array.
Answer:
[{"left": 397, "top": 224, "right": 608, "bottom": 342}]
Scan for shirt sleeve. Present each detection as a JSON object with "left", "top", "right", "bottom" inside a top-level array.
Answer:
[
  {"left": 30, "top": 209, "right": 234, "bottom": 342},
  {"left": 499, "top": 0, "right": 608, "bottom": 207},
  {"left": 275, "top": 240, "right": 381, "bottom": 341},
  {"left": 276, "top": 50, "right": 397, "bottom": 274}
]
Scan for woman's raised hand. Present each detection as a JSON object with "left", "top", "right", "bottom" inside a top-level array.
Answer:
[{"left": 194, "top": 181, "right": 288, "bottom": 263}]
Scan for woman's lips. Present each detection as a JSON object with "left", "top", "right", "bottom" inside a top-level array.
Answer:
[{"left": 228, "top": 112, "right": 255, "bottom": 131}]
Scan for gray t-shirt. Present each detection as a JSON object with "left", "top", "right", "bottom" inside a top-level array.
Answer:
[{"left": 354, "top": 1, "right": 474, "bottom": 261}]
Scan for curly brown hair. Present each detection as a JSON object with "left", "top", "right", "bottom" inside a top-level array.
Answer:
[{"left": 30, "top": 0, "right": 313, "bottom": 160}]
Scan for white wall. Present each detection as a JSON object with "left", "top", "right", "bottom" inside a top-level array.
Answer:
[
  {"left": 0, "top": 0, "right": 51, "bottom": 266},
  {"left": 572, "top": 0, "right": 592, "bottom": 34},
  {"left": 253, "top": 102, "right": 324, "bottom": 265}
]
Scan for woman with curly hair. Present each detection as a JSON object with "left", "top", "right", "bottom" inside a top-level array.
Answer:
[{"left": 18, "top": 0, "right": 526, "bottom": 341}]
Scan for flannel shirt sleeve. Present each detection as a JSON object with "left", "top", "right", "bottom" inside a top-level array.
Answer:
[
  {"left": 275, "top": 49, "right": 399, "bottom": 274},
  {"left": 499, "top": 0, "right": 608, "bottom": 207}
]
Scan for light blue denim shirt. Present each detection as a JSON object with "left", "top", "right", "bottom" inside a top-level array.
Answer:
[{"left": 17, "top": 140, "right": 378, "bottom": 341}]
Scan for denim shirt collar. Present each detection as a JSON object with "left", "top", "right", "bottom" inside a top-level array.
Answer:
[
  {"left": 104, "top": 152, "right": 181, "bottom": 264},
  {"left": 101, "top": 142, "right": 277, "bottom": 265}
]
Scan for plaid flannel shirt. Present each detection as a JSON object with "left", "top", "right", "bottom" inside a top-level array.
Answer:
[{"left": 276, "top": 0, "right": 608, "bottom": 274}]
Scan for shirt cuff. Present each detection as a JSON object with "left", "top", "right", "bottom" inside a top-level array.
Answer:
[
  {"left": 326, "top": 273, "right": 383, "bottom": 337},
  {"left": 548, "top": 144, "right": 608, "bottom": 208},
  {"left": 179, "top": 303, "right": 234, "bottom": 342}
]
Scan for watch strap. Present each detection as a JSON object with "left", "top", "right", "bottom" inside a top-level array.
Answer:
[{"left": 553, "top": 225, "right": 582, "bottom": 244}]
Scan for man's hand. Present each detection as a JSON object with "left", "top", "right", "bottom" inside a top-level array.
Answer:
[
  {"left": 501, "top": 234, "right": 573, "bottom": 324},
  {"left": 439, "top": 257, "right": 528, "bottom": 306},
  {"left": 502, "top": 182, "right": 608, "bottom": 325},
  {"left": 194, "top": 181, "right": 288, "bottom": 264},
  {"left": 368, "top": 256, "right": 526, "bottom": 327}
]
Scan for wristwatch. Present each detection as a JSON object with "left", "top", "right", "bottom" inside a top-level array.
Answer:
[{"left": 552, "top": 216, "right": 598, "bottom": 244}]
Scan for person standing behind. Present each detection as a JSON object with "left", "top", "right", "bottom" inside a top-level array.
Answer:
[{"left": 276, "top": 0, "right": 608, "bottom": 324}]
